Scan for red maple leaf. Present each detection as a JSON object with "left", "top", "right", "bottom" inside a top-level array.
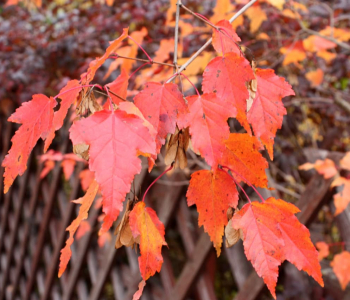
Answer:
[
  {"left": 220, "top": 133, "right": 268, "bottom": 188},
  {"left": 105, "top": 68, "right": 129, "bottom": 105},
  {"left": 187, "top": 169, "right": 238, "bottom": 255},
  {"left": 129, "top": 201, "right": 167, "bottom": 280},
  {"left": 69, "top": 110, "right": 156, "bottom": 234},
  {"left": 177, "top": 93, "right": 236, "bottom": 167},
  {"left": 82, "top": 28, "right": 129, "bottom": 84},
  {"left": 232, "top": 197, "right": 323, "bottom": 298},
  {"left": 45, "top": 80, "right": 83, "bottom": 151},
  {"left": 212, "top": 19, "right": 241, "bottom": 55},
  {"left": 247, "top": 68, "right": 294, "bottom": 159},
  {"left": 202, "top": 53, "right": 255, "bottom": 133},
  {"left": 2, "top": 94, "right": 56, "bottom": 193},
  {"left": 134, "top": 82, "right": 187, "bottom": 152}
]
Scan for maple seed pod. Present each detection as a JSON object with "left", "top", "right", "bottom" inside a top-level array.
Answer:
[
  {"left": 73, "top": 143, "right": 89, "bottom": 161},
  {"left": 225, "top": 219, "right": 243, "bottom": 248},
  {"left": 164, "top": 126, "right": 190, "bottom": 169},
  {"left": 227, "top": 207, "right": 234, "bottom": 221}
]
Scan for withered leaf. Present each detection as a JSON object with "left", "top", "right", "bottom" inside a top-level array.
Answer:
[{"left": 164, "top": 126, "right": 190, "bottom": 169}]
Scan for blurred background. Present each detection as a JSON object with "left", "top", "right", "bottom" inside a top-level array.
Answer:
[{"left": 0, "top": 0, "right": 350, "bottom": 299}]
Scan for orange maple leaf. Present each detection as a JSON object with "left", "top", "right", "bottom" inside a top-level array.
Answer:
[
  {"left": 331, "top": 177, "right": 350, "bottom": 216},
  {"left": 129, "top": 201, "right": 167, "bottom": 280},
  {"left": 316, "top": 241, "right": 330, "bottom": 261},
  {"left": 220, "top": 133, "right": 268, "bottom": 188},
  {"left": 186, "top": 169, "right": 238, "bottom": 255},
  {"left": 331, "top": 251, "right": 350, "bottom": 290},
  {"left": 58, "top": 180, "right": 99, "bottom": 277}
]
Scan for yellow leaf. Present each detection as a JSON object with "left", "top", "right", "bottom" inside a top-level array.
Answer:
[
  {"left": 305, "top": 68, "right": 324, "bottom": 87},
  {"left": 245, "top": 6, "right": 267, "bottom": 33},
  {"left": 317, "top": 50, "right": 336, "bottom": 63}
]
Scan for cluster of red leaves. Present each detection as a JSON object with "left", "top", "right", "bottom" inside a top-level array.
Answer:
[{"left": 1, "top": 3, "right": 327, "bottom": 299}]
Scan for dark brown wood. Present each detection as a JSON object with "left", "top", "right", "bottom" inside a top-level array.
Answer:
[
  {"left": 24, "top": 137, "right": 69, "bottom": 299},
  {"left": 168, "top": 231, "right": 213, "bottom": 300},
  {"left": 41, "top": 163, "right": 84, "bottom": 300}
]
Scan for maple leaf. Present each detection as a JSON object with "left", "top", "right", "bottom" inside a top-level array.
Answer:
[
  {"left": 44, "top": 80, "right": 83, "bottom": 151},
  {"left": 129, "top": 201, "right": 167, "bottom": 280},
  {"left": 331, "top": 251, "right": 350, "bottom": 290},
  {"left": 265, "top": 198, "right": 323, "bottom": 287},
  {"left": 58, "top": 180, "right": 99, "bottom": 277},
  {"left": 299, "top": 158, "right": 338, "bottom": 179},
  {"left": 231, "top": 200, "right": 285, "bottom": 298},
  {"left": 220, "top": 133, "right": 268, "bottom": 188},
  {"left": 187, "top": 169, "right": 239, "bottom": 255},
  {"left": 2, "top": 94, "right": 56, "bottom": 193},
  {"left": 303, "top": 35, "right": 336, "bottom": 52},
  {"left": 105, "top": 68, "right": 129, "bottom": 105},
  {"left": 247, "top": 68, "right": 294, "bottom": 159},
  {"left": 212, "top": 20, "right": 241, "bottom": 55},
  {"left": 232, "top": 197, "right": 323, "bottom": 298},
  {"left": 331, "top": 177, "right": 350, "bottom": 216},
  {"left": 134, "top": 82, "right": 187, "bottom": 152},
  {"left": 316, "top": 241, "right": 329, "bottom": 261},
  {"left": 305, "top": 68, "right": 324, "bottom": 87},
  {"left": 69, "top": 110, "right": 156, "bottom": 234},
  {"left": 177, "top": 93, "right": 236, "bottom": 167},
  {"left": 83, "top": 28, "right": 128, "bottom": 84},
  {"left": 245, "top": 6, "right": 267, "bottom": 33},
  {"left": 202, "top": 52, "right": 255, "bottom": 133},
  {"left": 79, "top": 169, "right": 95, "bottom": 191}
]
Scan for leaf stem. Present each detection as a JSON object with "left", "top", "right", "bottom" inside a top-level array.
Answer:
[
  {"left": 222, "top": 167, "right": 251, "bottom": 203},
  {"left": 166, "top": 0, "right": 258, "bottom": 83},
  {"left": 109, "top": 55, "right": 175, "bottom": 67},
  {"left": 127, "top": 35, "right": 153, "bottom": 62},
  {"left": 180, "top": 72, "right": 200, "bottom": 97},
  {"left": 221, "top": 165, "right": 265, "bottom": 203},
  {"left": 142, "top": 164, "right": 174, "bottom": 202},
  {"left": 129, "top": 62, "right": 151, "bottom": 79}
]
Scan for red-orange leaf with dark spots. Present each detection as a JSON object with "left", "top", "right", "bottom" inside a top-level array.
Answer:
[
  {"left": 247, "top": 69, "right": 294, "bottom": 159},
  {"left": 129, "top": 201, "right": 167, "bottom": 280},
  {"left": 220, "top": 133, "right": 268, "bottom": 188},
  {"left": 212, "top": 19, "right": 241, "bottom": 55},
  {"left": 177, "top": 93, "right": 236, "bottom": 167},
  {"left": 187, "top": 169, "right": 238, "bottom": 255},
  {"left": 202, "top": 53, "right": 254, "bottom": 133},
  {"left": 134, "top": 82, "right": 187, "bottom": 153}
]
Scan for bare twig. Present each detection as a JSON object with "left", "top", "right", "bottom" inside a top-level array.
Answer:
[
  {"left": 166, "top": 0, "right": 258, "bottom": 83},
  {"left": 181, "top": 4, "right": 219, "bottom": 30},
  {"left": 95, "top": 88, "right": 128, "bottom": 102},
  {"left": 173, "top": 0, "right": 181, "bottom": 68},
  {"left": 109, "top": 55, "right": 175, "bottom": 67}
]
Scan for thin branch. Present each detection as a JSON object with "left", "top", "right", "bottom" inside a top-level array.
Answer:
[
  {"left": 173, "top": 0, "right": 181, "bottom": 67},
  {"left": 181, "top": 4, "right": 219, "bottom": 30},
  {"left": 109, "top": 55, "right": 175, "bottom": 67},
  {"left": 166, "top": 0, "right": 258, "bottom": 83}
]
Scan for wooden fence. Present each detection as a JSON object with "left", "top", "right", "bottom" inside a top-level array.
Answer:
[{"left": 0, "top": 108, "right": 348, "bottom": 300}]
